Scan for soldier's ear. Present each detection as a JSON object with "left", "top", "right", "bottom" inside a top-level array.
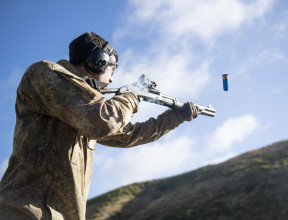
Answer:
[{"left": 84, "top": 42, "right": 115, "bottom": 76}]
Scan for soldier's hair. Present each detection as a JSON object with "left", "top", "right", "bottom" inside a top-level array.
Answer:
[{"left": 69, "top": 32, "right": 118, "bottom": 65}]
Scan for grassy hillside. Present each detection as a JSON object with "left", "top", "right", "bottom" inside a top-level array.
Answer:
[{"left": 86, "top": 140, "right": 288, "bottom": 220}]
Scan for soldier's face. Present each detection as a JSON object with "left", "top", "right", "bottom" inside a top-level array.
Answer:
[{"left": 95, "top": 55, "right": 116, "bottom": 87}]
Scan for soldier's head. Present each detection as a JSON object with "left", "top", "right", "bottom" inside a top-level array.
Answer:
[{"left": 69, "top": 32, "right": 118, "bottom": 84}]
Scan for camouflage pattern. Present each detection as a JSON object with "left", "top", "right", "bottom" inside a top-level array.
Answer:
[{"left": 0, "top": 60, "right": 189, "bottom": 220}]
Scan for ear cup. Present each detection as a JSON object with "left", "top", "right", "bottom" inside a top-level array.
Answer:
[{"left": 84, "top": 48, "right": 110, "bottom": 75}]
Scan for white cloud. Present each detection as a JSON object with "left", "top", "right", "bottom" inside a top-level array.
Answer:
[
  {"left": 111, "top": 0, "right": 275, "bottom": 108},
  {"left": 112, "top": 136, "right": 194, "bottom": 177},
  {"left": 246, "top": 0, "right": 275, "bottom": 18},
  {"left": 207, "top": 114, "right": 259, "bottom": 153},
  {"left": 91, "top": 135, "right": 200, "bottom": 196},
  {"left": 231, "top": 48, "right": 288, "bottom": 81},
  {"left": 124, "top": 0, "right": 275, "bottom": 42},
  {"left": 113, "top": 48, "right": 211, "bottom": 101},
  {"left": 144, "top": 53, "right": 211, "bottom": 99}
]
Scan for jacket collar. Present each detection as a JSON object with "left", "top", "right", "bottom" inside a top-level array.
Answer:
[{"left": 56, "top": 59, "right": 108, "bottom": 91}]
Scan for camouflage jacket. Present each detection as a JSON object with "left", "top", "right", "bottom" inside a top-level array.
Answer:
[{"left": 0, "top": 60, "right": 188, "bottom": 220}]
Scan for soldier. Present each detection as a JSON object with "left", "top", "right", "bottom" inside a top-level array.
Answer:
[{"left": 0, "top": 32, "right": 198, "bottom": 220}]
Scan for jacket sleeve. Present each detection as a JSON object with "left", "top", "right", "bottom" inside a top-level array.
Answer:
[
  {"left": 97, "top": 109, "right": 187, "bottom": 147},
  {"left": 16, "top": 61, "right": 134, "bottom": 139}
]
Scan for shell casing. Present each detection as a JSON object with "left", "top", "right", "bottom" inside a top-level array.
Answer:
[{"left": 222, "top": 74, "right": 228, "bottom": 91}]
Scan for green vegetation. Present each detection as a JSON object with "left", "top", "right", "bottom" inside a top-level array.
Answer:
[{"left": 86, "top": 140, "right": 288, "bottom": 220}]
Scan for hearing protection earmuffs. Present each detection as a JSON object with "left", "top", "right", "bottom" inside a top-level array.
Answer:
[{"left": 84, "top": 41, "right": 115, "bottom": 75}]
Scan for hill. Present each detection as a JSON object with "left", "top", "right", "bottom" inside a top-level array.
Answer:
[{"left": 86, "top": 140, "right": 288, "bottom": 220}]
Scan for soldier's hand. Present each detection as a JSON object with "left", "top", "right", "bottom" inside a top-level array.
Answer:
[
  {"left": 121, "top": 92, "right": 140, "bottom": 113},
  {"left": 178, "top": 102, "right": 199, "bottom": 121}
]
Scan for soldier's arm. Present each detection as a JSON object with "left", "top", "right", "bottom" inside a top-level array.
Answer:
[
  {"left": 97, "top": 108, "right": 193, "bottom": 147},
  {"left": 18, "top": 61, "right": 137, "bottom": 139}
]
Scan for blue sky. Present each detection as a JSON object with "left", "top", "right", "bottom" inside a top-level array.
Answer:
[{"left": 0, "top": 0, "right": 287, "bottom": 199}]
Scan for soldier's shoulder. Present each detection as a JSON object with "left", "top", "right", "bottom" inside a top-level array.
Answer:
[
  {"left": 19, "top": 61, "right": 63, "bottom": 87},
  {"left": 24, "top": 60, "right": 71, "bottom": 80},
  {"left": 27, "top": 60, "right": 60, "bottom": 72}
]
